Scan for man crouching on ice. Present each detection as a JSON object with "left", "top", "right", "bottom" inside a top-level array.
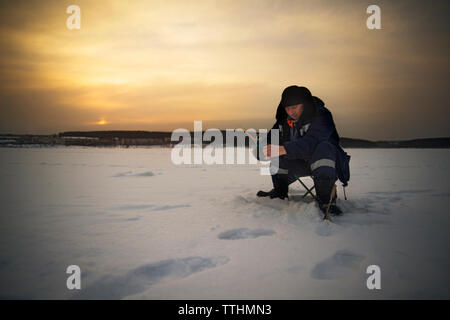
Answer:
[{"left": 257, "top": 85, "right": 350, "bottom": 216}]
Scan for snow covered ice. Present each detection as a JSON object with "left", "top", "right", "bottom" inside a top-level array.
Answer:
[{"left": 0, "top": 146, "right": 449, "bottom": 299}]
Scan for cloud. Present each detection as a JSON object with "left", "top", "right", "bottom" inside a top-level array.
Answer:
[{"left": 0, "top": 0, "right": 449, "bottom": 139}]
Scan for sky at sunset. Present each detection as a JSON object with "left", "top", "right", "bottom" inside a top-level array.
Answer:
[{"left": 0, "top": 0, "right": 449, "bottom": 140}]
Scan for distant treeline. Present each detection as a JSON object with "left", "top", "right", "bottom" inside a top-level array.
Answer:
[
  {"left": 340, "top": 137, "right": 450, "bottom": 148},
  {"left": 1, "top": 131, "right": 450, "bottom": 148},
  {"left": 58, "top": 131, "right": 450, "bottom": 148}
]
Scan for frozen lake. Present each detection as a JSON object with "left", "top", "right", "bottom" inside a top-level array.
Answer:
[{"left": 0, "top": 146, "right": 449, "bottom": 299}]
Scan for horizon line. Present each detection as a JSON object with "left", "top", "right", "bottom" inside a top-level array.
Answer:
[{"left": 1, "top": 130, "right": 450, "bottom": 143}]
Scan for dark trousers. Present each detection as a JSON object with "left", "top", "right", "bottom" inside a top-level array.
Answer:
[{"left": 270, "top": 141, "right": 338, "bottom": 194}]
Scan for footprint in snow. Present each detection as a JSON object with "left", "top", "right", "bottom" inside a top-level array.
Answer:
[
  {"left": 73, "top": 256, "right": 229, "bottom": 299},
  {"left": 111, "top": 171, "right": 155, "bottom": 177},
  {"left": 311, "top": 250, "right": 365, "bottom": 280},
  {"left": 218, "top": 228, "right": 276, "bottom": 240}
]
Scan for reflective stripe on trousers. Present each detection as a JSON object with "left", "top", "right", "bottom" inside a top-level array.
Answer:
[{"left": 310, "top": 159, "right": 335, "bottom": 171}]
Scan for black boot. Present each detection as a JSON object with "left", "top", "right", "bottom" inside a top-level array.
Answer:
[
  {"left": 257, "top": 174, "right": 289, "bottom": 199},
  {"left": 314, "top": 178, "right": 342, "bottom": 216},
  {"left": 257, "top": 189, "right": 288, "bottom": 199}
]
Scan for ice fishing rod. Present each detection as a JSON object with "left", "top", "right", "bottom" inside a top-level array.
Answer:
[
  {"left": 323, "top": 184, "right": 337, "bottom": 221},
  {"left": 244, "top": 130, "right": 259, "bottom": 146}
]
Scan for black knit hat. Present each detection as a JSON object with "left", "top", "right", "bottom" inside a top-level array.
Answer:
[
  {"left": 280, "top": 86, "right": 313, "bottom": 108},
  {"left": 275, "top": 85, "right": 317, "bottom": 123}
]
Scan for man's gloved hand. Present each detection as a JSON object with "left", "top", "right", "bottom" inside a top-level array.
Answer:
[{"left": 263, "top": 144, "right": 287, "bottom": 158}]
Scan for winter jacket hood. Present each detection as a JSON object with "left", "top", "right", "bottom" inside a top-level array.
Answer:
[{"left": 276, "top": 96, "right": 324, "bottom": 125}]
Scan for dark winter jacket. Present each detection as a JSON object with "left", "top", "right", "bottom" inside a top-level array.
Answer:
[{"left": 266, "top": 96, "right": 351, "bottom": 186}]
